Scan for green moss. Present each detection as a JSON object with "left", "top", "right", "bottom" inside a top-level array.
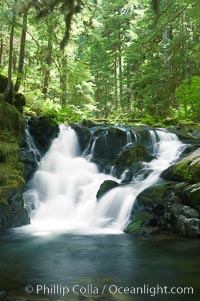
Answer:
[
  {"left": 96, "top": 180, "right": 119, "bottom": 200},
  {"left": 126, "top": 219, "right": 142, "bottom": 232},
  {"left": 116, "top": 144, "right": 153, "bottom": 167},
  {"left": 0, "top": 107, "right": 25, "bottom": 203},
  {"left": 183, "top": 183, "right": 200, "bottom": 210},
  {"left": 126, "top": 211, "right": 155, "bottom": 234},
  {"left": 136, "top": 182, "right": 172, "bottom": 209},
  {"left": 0, "top": 102, "right": 25, "bottom": 134},
  {"left": 172, "top": 160, "right": 200, "bottom": 183}
]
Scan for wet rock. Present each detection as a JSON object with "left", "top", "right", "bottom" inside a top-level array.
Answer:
[
  {"left": 176, "top": 216, "right": 200, "bottom": 238},
  {"left": 125, "top": 211, "right": 158, "bottom": 235},
  {"left": 0, "top": 203, "right": 14, "bottom": 228},
  {"left": 96, "top": 180, "right": 119, "bottom": 200},
  {"left": 134, "top": 181, "right": 172, "bottom": 214},
  {"left": 182, "top": 183, "right": 200, "bottom": 211},
  {"left": 91, "top": 126, "right": 128, "bottom": 161},
  {"left": 120, "top": 162, "right": 152, "bottom": 183},
  {"left": 28, "top": 116, "right": 59, "bottom": 156},
  {"left": 161, "top": 147, "right": 200, "bottom": 184},
  {"left": 0, "top": 291, "right": 7, "bottom": 300},
  {"left": 115, "top": 144, "right": 154, "bottom": 168},
  {"left": 13, "top": 207, "right": 30, "bottom": 227},
  {"left": 168, "top": 203, "right": 199, "bottom": 218},
  {"left": 20, "top": 150, "right": 38, "bottom": 181},
  {"left": 71, "top": 123, "right": 91, "bottom": 152}
]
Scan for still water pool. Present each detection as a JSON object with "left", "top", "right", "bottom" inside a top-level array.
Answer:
[{"left": 0, "top": 230, "right": 199, "bottom": 301}]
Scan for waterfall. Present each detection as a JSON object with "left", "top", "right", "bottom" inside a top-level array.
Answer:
[
  {"left": 23, "top": 126, "right": 184, "bottom": 235},
  {"left": 25, "top": 118, "right": 41, "bottom": 164}
]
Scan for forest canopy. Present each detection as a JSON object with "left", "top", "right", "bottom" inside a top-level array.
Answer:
[{"left": 0, "top": 0, "right": 200, "bottom": 124}]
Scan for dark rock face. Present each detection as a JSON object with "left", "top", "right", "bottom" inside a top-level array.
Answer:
[
  {"left": 96, "top": 180, "right": 119, "bottom": 200},
  {"left": 19, "top": 116, "right": 59, "bottom": 181},
  {"left": 71, "top": 123, "right": 91, "bottom": 152},
  {"left": 28, "top": 116, "right": 59, "bottom": 156},
  {"left": 91, "top": 127, "right": 128, "bottom": 161},
  {"left": 72, "top": 124, "right": 156, "bottom": 178}
]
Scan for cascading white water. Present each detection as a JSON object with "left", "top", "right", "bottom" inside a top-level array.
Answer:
[
  {"left": 23, "top": 126, "right": 184, "bottom": 235},
  {"left": 25, "top": 118, "right": 41, "bottom": 164}
]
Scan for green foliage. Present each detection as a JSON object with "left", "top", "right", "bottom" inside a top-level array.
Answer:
[
  {"left": 176, "top": 77, "right": 200, "bottom": 121},
  {"left": 1, "top": 0, "right": 200, "bottom": 124}
]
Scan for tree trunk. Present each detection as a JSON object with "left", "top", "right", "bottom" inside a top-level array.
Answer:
[
  {"left": 118, "top": 36, "right": 123, "bottom": 109},
  {"left": 14, "top": 8, "right": 28, "bottom": 92},
  {"left": 42, "top": 18, "right": 53, "bottom": 98},
  {"left": 60, "top": 53, "right": 67, "bottom": 106},
  {"left": 3, "top": 0, "right": 17, "bottom": 104},
  {"left": 126, "top": 61, "right": 131, "bottom": 111},
  {"left": 0, "top": 34, "right": 3, "bottom": 70},
  {"left": 114, "top": 52, "right": 118, "bottom": 109}
]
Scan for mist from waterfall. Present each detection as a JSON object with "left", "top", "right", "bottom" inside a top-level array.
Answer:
[{"left": 23, "top": 126, "right": 184, "bottom": 235}]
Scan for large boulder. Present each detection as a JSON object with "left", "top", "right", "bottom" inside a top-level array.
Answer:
[
  {"left": 91, "top": 126, "right": 129, "bottom": 161},
  {"left": 162, "top": 148, "right": 200, "bottom": 183},
  {"left": 115, "top": 144, "right": 154, "bottom": 168},
  {"left": 96, "top": 180, "right": 119, "bottom": 200},
  {"left": 125, "top": 211, "right": 158, "bottom": 235},
  {"left": 167, "top": 203, "right": 200, "bottom": 238},
  {"left": 134, "top": 181, "right": 172, "bottom": 213},
  {"left": 181, "top": 183, "right": 200, "bottom": 211}
]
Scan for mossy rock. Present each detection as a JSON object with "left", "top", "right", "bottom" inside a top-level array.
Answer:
[
  {"left": 0, "top": 203, "right": 14, "bottom": 228},
  {"left": 96, "top": 180, "right": 119, "bottom": 200},
  {"left": 162, "top": 148, "right": 200, "bottom": 183},
  {"left": 0, "top": 102, "right": 25, "bottom": 134},
  {"left": 0, "top": 74, "right": 14, "bottom": 104},
  {"left": 135, "top": 181, "right": 173, "bottom": 212},
  {"left": 182, "top": 183, "right": 200, "bottom": 210},
  {"left": 0, "top": 141, "right": 20, "bottom": 163},
  {"left": 115, "top": 144, "right": 154, "bottom": 168},
  {"left": 125, "top": 211, "right": 158, "bottom": 235}
]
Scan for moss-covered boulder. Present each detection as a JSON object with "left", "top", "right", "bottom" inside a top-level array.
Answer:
[
  {"left": 115, "top": 144, "right": 154, "bottom": 168},
  {"left": 96, "top": 180, "right": 119, "bottom": 200},
  {"left": 125, "top": 211, "right": 158, "bottom": 235},
  {"left": 162, "top": 148, "right": 200, "bottom": 183},
  {"left": 167, "top": 203, "right": 200, "bottom": 238},
  {"left": 135, "top": 181, "right": 173, "bottom": 213},
  {"left": 181, "top": 183, "right": 200, "bottom": 211}
]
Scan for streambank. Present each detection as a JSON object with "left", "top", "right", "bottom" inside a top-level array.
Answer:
[{"left": 0, "top": 102, "right": 58, "bottom": 230}]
